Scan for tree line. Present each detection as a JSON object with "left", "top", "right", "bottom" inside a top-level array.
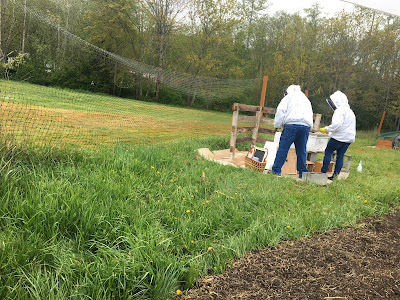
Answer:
[{"left": 1, "top": 0, "right": 399, "bottom": 130}]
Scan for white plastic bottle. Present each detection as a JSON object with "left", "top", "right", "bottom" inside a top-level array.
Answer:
[{"left": 357, "top": 161, "right": 362, "bottom": 172}]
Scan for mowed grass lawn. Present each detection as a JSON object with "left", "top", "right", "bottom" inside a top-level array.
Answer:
[
  {"left": 0, "top": 80, "right": 235, "bottom": 147},
  {"left": 0, "top": 81, "right": 399, "bottom": 299}
]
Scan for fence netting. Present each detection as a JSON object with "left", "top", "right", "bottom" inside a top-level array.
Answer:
[{"left": 1, "top": 0, "right": 262, "bottom": 149}]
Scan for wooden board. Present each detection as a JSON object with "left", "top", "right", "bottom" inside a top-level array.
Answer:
[
  {"left": 306, "top": 161, "right": 315, "bottom": 172},
  {"left": 279, "top": 150, "right": 333, "bottom": 174},
  {"left": 281, "top": 148, "right": 297, "bottom": 175},
  {"left": 314, "top": 161, "right": 334, "bottom": 173}
]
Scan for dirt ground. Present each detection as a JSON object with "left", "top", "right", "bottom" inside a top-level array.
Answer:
[{"left": 181, "top": 209, "right": 400, "bottom": 300}]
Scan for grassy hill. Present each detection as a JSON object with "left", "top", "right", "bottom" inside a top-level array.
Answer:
[
  {"left": 0, "top": 80, "right": 234, "bottom": 147},
  {"left": 0, "top": 80, "right": 399, "bottom": 299}
]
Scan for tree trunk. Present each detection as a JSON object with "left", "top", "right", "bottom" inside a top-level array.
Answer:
[
  {"left": 186, "top": 77, "right": 194, "bottom": 107},
  {"left": 190, "top": 91, "right": 196, "bottom": 107},
  {"left": 154, "top": 25, "right": 165, "bottom": 102},
  {"left": 21, "top": 0, "right": 26, "bottom": 53},
  {"left": 134, "top": 74, "right": 143, "bottom": 100},
  {"left": 56, "top": 18, "right": 61, "bottom": 67},
  {"left": 206, "top": 82, "right": 212, "bottom": 110},
  {"left": 154, "top": 75, "right": 161, "bottom": 102},
  {"left": 113, "top": 63, "right": 117, "bottom": 95},
  {"left": 62, "top": 5, "right": 71, "bottom": 61},
  {"left": 0, "top": 0, "right": 7, "bottom": 62}
]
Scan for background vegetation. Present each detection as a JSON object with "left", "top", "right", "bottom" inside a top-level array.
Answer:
[{"left": 1, "top": 0, "right": 399, "bottom": 130}]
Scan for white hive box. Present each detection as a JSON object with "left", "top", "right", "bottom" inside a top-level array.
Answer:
[
  {"left": 273, "top": 132, "right": 329, "bottom": 152},
  {"left": 307, "top": 133, "right": 329, "bottom": 152}
]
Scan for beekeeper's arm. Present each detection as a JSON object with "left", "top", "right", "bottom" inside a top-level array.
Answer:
[
  {"left": 274, "top": 97, "right": 288, "bottom": 129},
  {"left": 325, "top": 109, "right": 344, "bottom": 133}
]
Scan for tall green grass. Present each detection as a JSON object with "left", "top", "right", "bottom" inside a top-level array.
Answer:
[{"left": 0, "top": 133, "right": 399, "bottom": 299}]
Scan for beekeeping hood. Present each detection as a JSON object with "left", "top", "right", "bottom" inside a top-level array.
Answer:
[
  {"left": 274, "top": 85, "right": 313, "bottom": 128},
  {"left": 328, "top": 91, "right": 349, "bottom": 110},
  {"left": 286, "top": 85, "right": 302, "bottom": 95},
  {"left": 325, "top": 90, "right": 356, "bottom": 143}
]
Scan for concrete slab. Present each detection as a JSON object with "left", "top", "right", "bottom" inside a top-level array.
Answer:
[{"left": 302, "top": 172, "right": 328, "bottom": 184}]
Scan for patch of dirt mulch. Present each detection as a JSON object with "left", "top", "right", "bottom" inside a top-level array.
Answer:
[{"left": 181, "top": 209, "right": 400, "bottom": 300}]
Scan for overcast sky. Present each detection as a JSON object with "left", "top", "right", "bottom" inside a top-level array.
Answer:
[
  {"left": 267, "top": 0, "right": 354, "bottom": 16},
  {"left": 267, "top": 0, "right": 400, "bottom": 17}
]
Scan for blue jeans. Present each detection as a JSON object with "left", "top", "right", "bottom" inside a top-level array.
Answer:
[
  {"left": 321, "top": 138, "right": 350, "bottom": 176},
  {"left": 272, "top": 124, "right": 310, "bottom": 178}
]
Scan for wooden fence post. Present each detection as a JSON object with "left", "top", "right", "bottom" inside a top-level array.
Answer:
[
  {"left": 313, "top": 113, "right": 322, "bottom": 132},
  {"left": 252, "top": 108, "right": 262, "bottom": 147},
  {"left": 229, "top": 103, "right": 239, "bottom": 159},
  {"left": 378, "top": 111, "right": 386, "bottom": 134},
  {"left": 253, "top": 75, "right": 269, "bottom": 146},
  {"left": 259, "top": 76, "right": 268, "bottom": 107}
]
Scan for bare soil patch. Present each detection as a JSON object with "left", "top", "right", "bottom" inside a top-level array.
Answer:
[{"left": 182, "top": 209, "right": 400, "bottom": 300}]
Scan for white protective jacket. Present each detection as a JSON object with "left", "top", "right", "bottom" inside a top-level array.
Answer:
[
  {"left": 326, "top": 91, "right": 356, "bottom": 143},
  {"left": 274, "top": 85, "right": 313, "bottom": 129}
]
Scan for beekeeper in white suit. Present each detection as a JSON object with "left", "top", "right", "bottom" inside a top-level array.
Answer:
[
  {"left": 272, "top": 85, "right": 314, "bottom": 178},
  {"left": 319, "top": 91, "right": 356, "bottom": 180}
]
